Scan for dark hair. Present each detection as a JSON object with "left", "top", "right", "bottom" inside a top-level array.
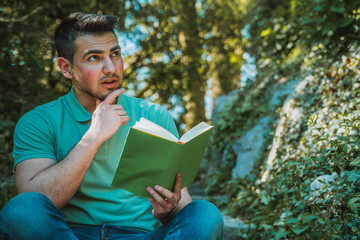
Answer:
[{"left": 54, "top": 12, "right": 118, "bottom": 63}]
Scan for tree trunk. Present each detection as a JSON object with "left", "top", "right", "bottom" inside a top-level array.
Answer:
[{"left": 179, "top": 0, "right": 206, "bottom": 130}]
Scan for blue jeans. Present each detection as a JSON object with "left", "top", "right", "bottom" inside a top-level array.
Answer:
[{"left": 0, "top": 192, "right": 223, "bottom": 240}]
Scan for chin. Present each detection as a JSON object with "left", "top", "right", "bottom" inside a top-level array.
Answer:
[{"left": 100, "top": 89, "right": 119, "bottom": 100}]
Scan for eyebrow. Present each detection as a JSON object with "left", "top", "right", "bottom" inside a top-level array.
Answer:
[{"left": 82, "top": 45, "right": 121, "bottom": 59}]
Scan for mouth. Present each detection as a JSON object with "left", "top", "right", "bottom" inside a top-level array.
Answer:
[{"left": 101, "top": 78, "right": 118, "bottom": 88}]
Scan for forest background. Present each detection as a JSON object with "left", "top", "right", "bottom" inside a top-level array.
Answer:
[{"left": 1, "top": 0, "right": 360, "bottom": 239}]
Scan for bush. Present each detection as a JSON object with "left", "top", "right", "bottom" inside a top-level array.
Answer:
[
  {"left": 201, "top": 0, "right": 360, "bottom": 238},
  {"left": 205, "top": 47, "right": 360, "bottom": 238},
  {"left": 0, "top": 175, "right": 15, "bottom": 209},
  {"left": 0, "top": 119, "right": 16, "bottom": 209},
  {"left": 231, "top": 113, "right": 360, "bottom": 239}
]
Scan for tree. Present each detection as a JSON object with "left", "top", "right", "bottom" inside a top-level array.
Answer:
[{"left": 124, "top": 0, "right": 244, "bottom": 130}]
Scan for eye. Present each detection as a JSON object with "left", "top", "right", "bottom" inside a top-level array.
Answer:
[
  {"left": 111, "top": 50, "right": 121, "bottom": 57},
  {"left": 88, "top": 55, "right": 100, "bottom": 62}
]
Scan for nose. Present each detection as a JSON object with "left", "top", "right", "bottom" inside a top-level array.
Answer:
[{"left": 103, "top": 57, "right": 116, "bottom": 75}]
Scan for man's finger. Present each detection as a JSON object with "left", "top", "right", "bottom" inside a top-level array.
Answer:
[
  {"left": 103, "top": 88, "right": 125, "bottom": 104},
  {"left": 95, "top": 98, "right": 102, "bottom": 108},
  {"left": 147, "top": 187, "right": 166, "bottom": 204},
  {"left": 173, "top": 173, "right": 182, "bottom": 196},
  {"left": 147, "top": 197, "right": 156, "bottom": 207},
  {"left": 154, "top": 185, "right": 172, "bottom": 199}
]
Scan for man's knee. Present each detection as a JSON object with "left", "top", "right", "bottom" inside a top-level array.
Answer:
[
  {"left": 0, "top": 192, "right": 61, "bottom": 238},
  {"left": 1, "top": 192, "right": 57, "bottom": 223},
  {"left": 186, "top": 200, "right": 223, "bottom": 220},
  {"left": 182, "top": 200, "right": 224, "bottom": 239}
]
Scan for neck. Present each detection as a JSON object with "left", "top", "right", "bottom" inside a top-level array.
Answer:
[{"left": 72, "top": 88, "right": 97, "bottom": 114}]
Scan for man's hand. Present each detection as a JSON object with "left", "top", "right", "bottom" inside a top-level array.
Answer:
[
  {"left": 15, "top": 88, "right": 129, "bottom": 209},
  {"left": 146, "top": 173, "right": 183, "bottom": 224},
  {"left": 88, "top": 88, "right": 129, "bottom": 142}
]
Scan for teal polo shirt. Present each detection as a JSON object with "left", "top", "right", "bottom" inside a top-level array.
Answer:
[{"left": 13, "top": 88, "right": 179, "bottom": 231}]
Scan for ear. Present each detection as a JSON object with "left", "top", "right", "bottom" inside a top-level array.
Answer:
[{"left": 57, "top": 57, "right": 73, "bottom": 79}]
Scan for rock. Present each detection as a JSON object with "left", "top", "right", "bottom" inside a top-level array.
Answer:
[
  {"left": 222, "top": 215, "right": 245, "bottom": 240},
  {"left": 211, "top": 90, "right": 239, "bottom": 124},
  {"left": 261, "top": 76, "right": 309, "bottom": 182},
  {"left": 310, "top": 171, "right": 360, "bottom": 202},
  {"left": 232, "top": 117, "right": 272, "bottom": 179},
  {"left": 310, "top": 172, "right": 339, "bottom": 193},
  {"left": 269, "top": 78, "right": 299, "bottom": 109}
]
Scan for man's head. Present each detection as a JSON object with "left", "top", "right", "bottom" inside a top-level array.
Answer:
[
  {"left": 55, "top": 12, "right": 124, "bottom": 111},
  {"left": 54, "top": 12, "right": 118, "bottom": 63}
]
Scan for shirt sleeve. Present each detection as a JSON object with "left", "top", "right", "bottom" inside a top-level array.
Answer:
[{"left": 13, "top": 109, "right": 56, "bottom": 169}]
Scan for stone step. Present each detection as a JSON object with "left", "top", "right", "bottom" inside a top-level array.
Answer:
[
  {"left": 222, "top": 215, "right": 244, "bottom": 240},
  {"left": 187, "top": 181, "right": 206, "bottom": 195}
]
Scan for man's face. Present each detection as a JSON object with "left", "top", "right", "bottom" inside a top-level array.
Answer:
[{"left": 70, "top": 32, "right": 124, "bottom": 104}]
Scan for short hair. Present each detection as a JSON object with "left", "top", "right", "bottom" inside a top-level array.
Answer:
[{"left": 54, "top": 12, "right": 118, "bottom": 63}]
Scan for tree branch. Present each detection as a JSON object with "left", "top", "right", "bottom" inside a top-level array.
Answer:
[{"left": 0, "top": 7, "right": 44, "bottom": 23}]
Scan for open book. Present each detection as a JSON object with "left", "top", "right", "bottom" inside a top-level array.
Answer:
[{"left": 111, "top": 117, "right": 213, "bottom": 197}]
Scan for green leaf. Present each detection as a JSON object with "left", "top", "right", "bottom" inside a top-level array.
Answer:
[
  {"left": 330, "top": 4, "right": 345, "bottom": 13},
  {"left": 260, "top": 190, "right": 269, "bottom": 205},
  {"left": 344, "top": 110, "right": 349, "bottom": 117},
  {"left": 348, "top": 197, "right": 360, "bottom": 204},
  {"left": 348, "top": 198, "right": 360, "bottom": 214},
  {"left": 303, "top": 17, "right": 313, "bottom": 24},
  {"left": 322, "top": 22, "right": 337, "bottom": 35},
  {"left": 261, "top": 224, "right": 272, "bottom": 230},
  {"left": 348, "top": 203, "right": 360, "bottom": 214},
  {"left": 286, "top": 218, "right": 299, "bottom": 224},
  {"left": 317, "top": 217, "right": 325, "bottom": 224},
  {"left": 292, "top": 225, "right": 309, "bottom": 235},
  {"left": 338, "top": 18, "right": 354, "bottom": 28},
  {"left": 350, "top": 156, "right": 360, "bottom": 166},
  {"left": 275, "top": 230, "right": 290, "bottom": 239},
  {"left": 313, "top": 4, "right": 325, "bottom": 12},
  {"left": 300, "top": 213, "right": 317, "bottom": 223}
]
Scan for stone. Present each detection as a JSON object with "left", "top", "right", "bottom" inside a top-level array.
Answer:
[
  {"left": 310, "top": 172, "right": 339, "bottom": 193},
  {"left": 222, "top": 215, "right": 245, "bottom": 240},
  {"left": 269, "top": 78, "right": 299, "bottom": 109},
  {"left": 310, "top": 171, "right": 360, "bottom": 202},
  {"left": 211, "top": 90, "right": 239, "bottom": 124},
  {"left": 261, "top": 76, "right": 310, "bottom": 182},
  {"left": 232, "top": 116, "right": 272, "bottom": 179}
]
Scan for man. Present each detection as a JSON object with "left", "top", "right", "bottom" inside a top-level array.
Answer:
[{"left": 0, "top": 12, "right": 223, "bottom": 240}]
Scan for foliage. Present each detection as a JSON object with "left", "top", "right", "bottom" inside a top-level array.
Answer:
[
  {"left": 203, "top": 0, "right": 360, "bottom": 238},
  {"left": 233, "top": 110, "right": 360, "bottom": 239},
  {"left": 0, "top": 175, "right": 15, "bottom": 209},
  {"left": 245, "top": 0, "right": 359, "bottom": 63},
  {"left": 124, "top": 0, "right": 244, "bottom": 129},
  {"left": 207, "top": 46, "right": 360, "bottom": 238}
]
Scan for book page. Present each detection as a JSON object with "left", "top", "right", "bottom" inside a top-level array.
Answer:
[
  {"left": 180, "top": 122, "right": 213, "bottom": 143},
  {"left": 133, "top": 118, "right": 179, "bottom": 142}
]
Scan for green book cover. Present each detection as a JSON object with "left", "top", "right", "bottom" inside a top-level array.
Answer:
[{"left": 111, "top": 118, "right": 213, "bottom": 197}]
